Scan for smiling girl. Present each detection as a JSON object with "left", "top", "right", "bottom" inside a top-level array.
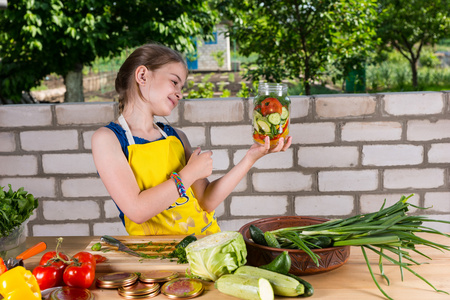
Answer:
[{"left": 91, "top": 43, "right": 292, "bottom": 236}]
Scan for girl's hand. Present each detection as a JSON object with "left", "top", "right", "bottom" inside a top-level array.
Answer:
[
  {"left": 247, "top": 136, "right": 292, "bottom": 163},
  {"left": 184, "top": 147, "right": 213, "bottom": 180}
]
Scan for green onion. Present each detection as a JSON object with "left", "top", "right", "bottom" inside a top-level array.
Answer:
[{"left": 267, "top": 194, "right": 450, "bottom": 299}]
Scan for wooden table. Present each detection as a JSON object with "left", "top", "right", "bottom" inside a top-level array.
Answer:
[{"left": 24, "top": 234, "right": 450, "bottom": 300}]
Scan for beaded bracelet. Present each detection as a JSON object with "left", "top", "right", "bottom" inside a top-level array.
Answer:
[{"left": 170, "top": 172, "right": 187, "bottom": 198}]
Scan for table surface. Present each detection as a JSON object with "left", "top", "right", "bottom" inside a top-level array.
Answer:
[{"left": 23, "top": 233, "right": 450, "bottom": 300}]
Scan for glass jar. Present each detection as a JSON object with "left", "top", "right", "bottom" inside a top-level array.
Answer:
[{"left": 252, "top": 82, "right": 291, "bottom": 147}]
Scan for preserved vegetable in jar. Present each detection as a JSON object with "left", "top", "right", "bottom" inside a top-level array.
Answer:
[{"left": 253, "top": 82, "right": 290, "bottom": 147}]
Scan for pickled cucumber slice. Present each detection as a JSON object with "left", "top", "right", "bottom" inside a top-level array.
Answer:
[
  {"left": 281, "top": 107, "right": 289, "bottom": 119},
  {"left": 257, "top": 120, "right": 271, "bottom": 133},
  {"left": 268, "top": 113, "right": 281, "bottom": 125}
]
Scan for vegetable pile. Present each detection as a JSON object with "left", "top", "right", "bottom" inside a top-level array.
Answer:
[
  {"left": 250, "top": 194, "right": 450, "bottom": 299},
  {"left": 253, "top": 96, "right": 290, "bottom": 145},
  {"left": 0, "top": 184, "right": 38, "bottom": 237}
]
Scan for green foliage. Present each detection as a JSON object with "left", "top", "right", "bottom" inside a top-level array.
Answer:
[
  {"left": 212, "top": 50, "right": 225, "bottom": 67},
  {"left": 236, "top": 82, "right": 250, "bottom": 99},
  {"left": 0, "top": 0, "right": 219, "bottom": 103},
  {"left": 187, "top": 82, "right": 215, "bottom": 99},
  {"left": 0, "top": 185, "right": 38, "bottom": 237}
]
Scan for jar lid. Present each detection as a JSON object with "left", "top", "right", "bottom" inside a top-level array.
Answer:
[
  {"left": 161, "top": 278, "right": 204, "bottom": 299},
  {"left": 118, "top": 281, "right": 160, "bottom": 296},
  {"left": 118, "top": 288, "right": 160, "bottom": 299},
  {"left": 139, "top": 270, "right": 179, "bottom": 283},
  {"left": 50, "top": 286, "right": 94, "bottom": 300},
  {"left": 96, "top": 272, "right": 139, "bottom": 288}
]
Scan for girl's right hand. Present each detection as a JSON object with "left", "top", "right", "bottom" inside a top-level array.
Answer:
[{"left": 184, "top": 147, "right": 213, "bottom": 180}]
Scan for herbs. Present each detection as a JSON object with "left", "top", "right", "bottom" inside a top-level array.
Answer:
[
  {"left": 264, "top": 194, "right": 450, "bottom": 299},
  {"left": 0, "top": 184, "right": 38, "bottom": 237}
]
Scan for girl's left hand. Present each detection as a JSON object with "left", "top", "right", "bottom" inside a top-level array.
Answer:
[{"left": 247, "top": 136, "right": 292, "bottom": 162}]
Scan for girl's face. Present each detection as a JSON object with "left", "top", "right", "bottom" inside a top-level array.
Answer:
[{"left": 139, "top": 62, "right": 187, "bottom": 116}]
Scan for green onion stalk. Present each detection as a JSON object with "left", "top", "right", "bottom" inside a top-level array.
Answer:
[{"left": 268, "top": 194, "right": 450, "bottom": 299}]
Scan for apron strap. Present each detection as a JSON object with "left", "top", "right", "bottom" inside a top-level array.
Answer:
[
  {"left": 118, "top": 114, "right": 135, "bottom": 145},
  {"left": 154, "top": 121, "right": 168, "bottom": 138}
]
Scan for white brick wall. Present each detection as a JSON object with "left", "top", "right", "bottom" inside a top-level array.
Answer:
[{"left": 2, "top": 90, "right": 450, "bottom": 236}]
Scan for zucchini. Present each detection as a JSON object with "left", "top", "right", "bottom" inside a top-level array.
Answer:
[
  {"left": 267, "top": 113, "right": 281, "bottom": 125},
  {"left": 249, "top": 225, "right": 268, "bottom": 246},
  {"left": 264, "top": 231, "right": 280, "bottom": 248},
  {"left": 257, "top": 120, "right": 271, "bottom": 133},
  {"left": 234, "top": 266, "right": 304, "bottom": 297},
  {"left": 259, "top": 251, "right": 291, "bottom": 274},
  {"left": 281, "top": 106, "right": 289, "bottom": 119},
  {"left": 215, "top": 274, "right": 274, "bottom": 300},
  {"left": 288, "top": 273, "right": 314, "bottom": 297}
]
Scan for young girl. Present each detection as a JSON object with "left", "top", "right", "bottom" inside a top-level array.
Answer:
[{"left": 91, "top": 43, "right": 292, "bottom": 236}]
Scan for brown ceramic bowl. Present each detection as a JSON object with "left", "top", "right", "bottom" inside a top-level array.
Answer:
[{"left": 239, "top": 216, "right": 351, "bottom": 276}]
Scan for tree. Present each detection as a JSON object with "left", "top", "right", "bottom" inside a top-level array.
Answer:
[
  {"left": 0, "top": 0, "right": 218, "bottom": 103},
  {"left": 377, "top": 0, "right": 450, "bottom": 89},
  {"left": 215, "top": 0, "right": 378, "bottom": 95}
]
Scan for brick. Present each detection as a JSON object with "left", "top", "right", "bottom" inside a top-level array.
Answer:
[
  {"left": 179, "top": 126, "right": 206, "bottom": 147},
  {"left": 407, "top": 120, "right": 450, "bottom": 141},
  {"left": 289, "top": 123, "right": 335, "bottom": 144},
  {"left": 316, "top": 95, "right": 376, "bottom": 118},
  {"left": 319, "top": 170, "right": 378, "bottom": 192},
  {"left": 209, "top": 173, "right": 247, "bottom": 192},
  {"left": 0, "top": 177, "right": 56, "bottom": 198},
  {"left": 211, "top": 125, "right": 253, "bottom": 146},
  {"left": 294, "top": 195, "right": 354, "bottom": 215},
  {"left": 184, "top": 99, "right": 244, "bottom": 123},
  {"left": 211, "top": 149, "right": 230, "bottom": 171},
  {"left": 383, "top": 92, "right": 444, "bottom": 115},
  {"left": 155, "top": 111, "right": 179, "bottom": 124},
  {"left": 360, "top": 194, "right": 419, "bottom": 213},
  {"left": 233, "top": 149, "right": 294, "bottom": 169},
  {"left": 42, "top": 153, "right": 96, "bottom": 174},
  {"left": 428, "top": 143, "right": 450, "bottom": 163},
  {"left": 421, "top": 214, "right": 450, "bottom": 232},
  {"left": 82, "top": 130, "right": 95, "bottom": 150},
  {"left": 61, "top": 177, "right": 109, "bottom": 197},
  {"left": 43, "top": 200, "right": 100, "bottom": 220},
  {"left": 362, "top": 145, "right": 423, "bottom": 166},
  {"left": 55, "top": 102, "right": 116, "bottom": 125},
  {"left": 0, "top": 105, "right": 52, "bottom": 127},
  {"left": 33, "top": 223, "right": 90, "bottom": 236},
  {"left": 218, "top": 218, "right": 257, "bottom": 232},
  {"left": 214, "top": 202, "right": 225, "bottom": 218},
  {"left": 298, "top": 146, "right": 358, "bottom": 168},
  {"left": 93, "top": 222, "right": 129, "bottom": 236},
  {"left": 231, "top": 195, "right": 287, "bottom": 216},
  {"left": 104, "top": 199, "right": 120, "bottom": 218},
  {"left": 341, "top": 121, "right": 402, "bottom": 142},
  {"left": 0, "top": 132, "right": 15, "bottom": 152},
  {"left": 383, "top": 168, "right": 444, "bottom": 189},
  {"left": 21, "top": 130, "right": 78, "bottom": 151},
  {"left": 253, "top": 171, "right": 312, "bottom": 192},
  {"left": 424, "top": 192, "right": 450, "bottom": 213},
  {"left": 0, "top": 155, "right": 38, "bottom": 176}
]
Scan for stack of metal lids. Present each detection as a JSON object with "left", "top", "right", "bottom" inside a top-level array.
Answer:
[
  {"left": 139, "top": 270, "right": 179, "bottom": 283},
  {"left": 96, "top": 272, "right": 139, "bottom": 289},
  {"left": 118, "top": 281, "right": 160, "bottom": 299}
]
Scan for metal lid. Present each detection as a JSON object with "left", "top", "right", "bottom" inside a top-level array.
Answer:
[
  {"left": 96, "top": 272, "right": 139, "bottom": 289},
  {"left": 161, "top": 278, "right": 204, "bottom": 299},
  {"left": 139, "top": 270, "right": 179, "bottom": 283},
  {"left": 118, "top": 288, "right": 160, "bottom": 299},
  {"left": 118, "top": 281, "right": 160, "bottom": 296},
  {"left": 50, "top": 286, "right": 94, "bottom": 300}
]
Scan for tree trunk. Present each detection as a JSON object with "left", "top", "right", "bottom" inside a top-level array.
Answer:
[
  {"left": 64, "top": 63, "right": 84, "bottom": 102},
  {"left": 410, "top": 59, "right": 418, "bottom": 89}
]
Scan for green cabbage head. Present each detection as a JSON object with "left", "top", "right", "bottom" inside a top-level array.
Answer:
[{"left": 185, "top": 231, "right": 247, "bottom": 281}]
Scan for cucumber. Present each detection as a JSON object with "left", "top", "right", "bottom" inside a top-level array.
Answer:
[
  {"left": 234, "top": 266, "right": 304, "bottom": 297},
  {"left": 249, "top": 225, "right": 268, "bottom": 246},
  {"left": 281, "top": 106, "right": 289, "bottom": 119},
  {"left": 309, "top": 236, "right": 332, "bottom": 249},
  {"left": 288, "top": 273, "right": 314, "bottom": 297},
  {"left": 257, "top": 120, "right": 271, "bottom": 133},
  {"left": 264, "top": 231, "right": 280, "bottom": 248},
  {"left": 176, "top": 235, "right": 197, "bottom": 249},
  {"left": 215, "top": 274, "right": 274, "bottom": 300},
  {"left": 259, "top": 251, "right": 291, "bottom": 275},
  {"left": 267, "top": 113, "right": 281, "bottom": 125}
]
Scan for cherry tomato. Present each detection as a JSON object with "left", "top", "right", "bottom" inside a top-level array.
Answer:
[
  {"left": 33, "top": 264, "right": 64, "bottom": 290},
  {"left": 93, "top": 254, "right": 107, "bottom": 264},
  {"left": 63, "top": 261, "right": 96, "bottom": 289},
  {"left": 261, "top": 97, "right": 282, "bottom": 116},
  {"left": 0, "top": 258, "right": 7, "bottom": 275}
]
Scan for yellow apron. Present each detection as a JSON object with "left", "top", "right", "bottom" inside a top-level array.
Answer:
[{"left": 118, "top": 115, "right": 221, "bottom": 235}]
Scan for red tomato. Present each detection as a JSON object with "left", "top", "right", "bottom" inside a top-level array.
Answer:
[
  {"left": 261, "top": 97, "right": 282, "bottom": 116},
  {"left": 73, "top": 251, "right": 96, "bottom": 268},
  {"left": 0, "top": 258, "right": 7, "bottom": 275},
  {"left": 39, "top": 251, "right": 69, "bottom": 270},
  {"left": 63, "top": 261, "right": 96, "bottom": 289},
  {"left": 93, "top": 254, "right": 107, "bottom": 264},
  {"left": 33, "top": 264, "right": 64, "bottom": 290}
]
